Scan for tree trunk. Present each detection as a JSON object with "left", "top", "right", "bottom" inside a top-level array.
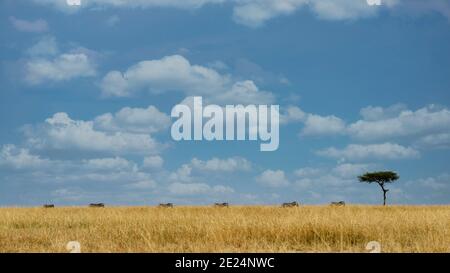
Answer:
[{"left": 378, "top": 183, "right": 389, "bottom": 206}]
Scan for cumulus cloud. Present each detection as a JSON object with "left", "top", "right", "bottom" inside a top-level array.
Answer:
[
  {"left": 317, "top": 142, "right": 420, "bottom": 162},
  {"left": 232, "top": 0, "right": 306, "bottom": 27},
  {"left": 257, "top": 169, "right": 290, "bottom": 187},
  {"left": 294, "top": 167, "right": 322, "bottom": 178},
  {"left": 33, "top": 0, "right": 225, "bottom": 11},
  {"left": 168, "top": 182, "right": 234, "bottom": 195},
  {"left": 32, "top": 0, "right": 450, "bottom": 27},
  {"left": 9, "top": 17, "right": 49, "bottom": 32},
  {"left": 417, "top": 133, "right": 450, "bottom": 149},
  {"left": 100, "top": 55, "right": 275, "bottom": 104},
  {"left": 0, "top": 144, "right": 159, "bottom": 195},
  {"left": 359, "top": 103, "right": 407, "bottom": 121},
  {"left": 213, "top": 80, "right": 275, "bottom": 105},
  {"left": 100, "top": 55, "right": 229, "bottom": 97},
  {"left": 24, "top": 112, "right": 163, "bottom": 155},
  {"left": 397, "top": 173, "right": 450, "bottom": 204},
  {"left": 168, "top": 164, "right": 194, "bottom": 183},
  {"left": 82, "top": 157, "right": 137, "bottom": 171},
  {"left": 127, "top": 179, "right": 158, "bottom": 189},
  {"left": 280, "top": 106, "right": 306, "bottom": 124},
  {"left": 142, "top": 156, "right": 164, "bottom": 169},
  {"left": 0, "top": 144, "right": 50, "bottom": 169},
  {"left": 301, "top": 114, "right": 346, "bottom": 136},
  {"left": 140, "top": 156, "right": 252, "bottom": 202},
  {"left": 94, "top": 105, "right": 171, "bottom": 134},
  {"left": 280, "top": 106, "right": 346, "bottom": 136},
  {"left": 168, "top": 156, "right": 252, "bottom": 184},
  {"left": 332, "top": 163, "right": 370, "bottom": 178},
  {"left": 23, "top": 37, "right": 97, "bottom": 85},
  {"left": 294, "top": 163, "right": 371, "bottom": 189},
  {"left": 234, "top": 0, "right": 450, "bottom": 26},
  {"left": 416, "top": 174, "right": 450, "bottom": 191},
  {"left": 26, "top": 36, "right": 59, "bottom": 57},
  {"left": 292, "top": 163, "right": 377, "bottom": 204},
  {"left": 289, "top": 104, "right": 450, "bottom": 149},
  {"left": 348, "top": 105, "right": 450, "bottom": 141},
  {"left": 25, "top": 53, "right": 96, "bottom": 85},
  {"left": 190, "top": 157, "right": 252, "bottom": 172}
]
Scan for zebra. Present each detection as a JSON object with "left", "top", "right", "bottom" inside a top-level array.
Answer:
[
  {"left": 89, "top": 203, "right": 105, "bottom": 207},
  {"left": 159, "top": 203, "right": 174, "bottom": 208},
  {"left": 330, "top": 201, "right": 346, "bottom": 206},
  {"left": 282, "top": 201, "right": 299, "bottom": 208},
  {"left": 214, "top": 202, "right": 229, "bottom": 207},
  {"left": 43, "top": 204, "right": 55, "bottom": 208}
]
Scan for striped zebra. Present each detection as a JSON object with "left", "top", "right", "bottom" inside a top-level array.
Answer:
[
  {"left": 159, "top": 203, "right": 174, "bottom": 208},
  {"left": 282, "top": 201, "right": 299, "bottom": 208},
  {"left": 89, "top": 203, "right": 105, "bottom": 207},
  {"left": 330, "top": 201, "right": 346, "bottom": 206}
]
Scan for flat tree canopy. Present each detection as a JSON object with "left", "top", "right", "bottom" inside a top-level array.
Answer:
[
  {"left": 358, "top": 171, "right": 399, "bottom": 206},
  {"left": 358, "top": 171, "right": 399, "bottom": 184}
]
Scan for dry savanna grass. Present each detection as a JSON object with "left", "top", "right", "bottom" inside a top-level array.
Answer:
[{"left": 0, "top": 206, "right": 449, "bottom": 253}]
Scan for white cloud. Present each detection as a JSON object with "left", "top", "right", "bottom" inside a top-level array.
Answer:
[
  {"left": 100, "top": 55, "right": 229, "bottom": 97},
  {"left": 82, "top": 157, "right": 137, "bottom": 171},
  {"left": 127, "top": 179, "right": 158, "bottom": 189},
  {"left": 348, "top": 105, "right": 450, "bottom": 141},
  {"left": 33, "top": 0, "right": 225, "bottom": 11},
  {"left": 0, "top": 144, "right": 50, "bottom": 169},
  {"left": 168, "top": 156, "right": 252, "bottom": 184},
  {"left": 100, "top": 55, "right": 275, "bottom": 104},
  {"left": 94, "top": 105, "right": 171, "bottom": 134},
  {"left": 213, "top": 80, "right": 275, "bottom": 105},
  {"left": 289, "top": 104, "right": 450, "bottom": 149},
  {"left": 280, "top": 106, "right": 306, "bottom": 124},
  {"left": 168, "top": 182, "right": 234, "bottom": 195},
  {"left": 317, "top": 142, "right": 420, "bottom": 161},
  {"left": 359, "top": 104, "right": 407, "bottom": 121},
  {"left": 190, "top": 157, "right": 252, "bottom": 172},
  {"left": 332, "top": 163, "right": 370, "bottom": 178},
  {"left": 26, "top": 36, "right": 59, "bottom": 57},
  {"left": 9, "top": 17, "right": 49, "bottom": 32},
  {"left": 232, "top": 0, "right": 307, "bottom": 27},
  {"left": 142, "top": 156, "right": 164, "bottom": 169},
  {"left": 168, "top": 164, "right": 193, "bottom": 183},
  {"left": 32, "top": 0, "right": 450, "bottom": 27},
  {"left": 417, "top": 133, "right": 450, "bottom": 149},
  {"left": 24, "top": 112, "right": 163, "bottom": 155},
  {"left": 25, "top": 53, "right": 96, "bottom": 85},
  {"left": 416, "top": 174, "right": 450, "bottom": 191},
  {"left": 23, "top": 37, "right": 97, "bottom": 85},
  {"left": 301, "top": 113, "right": 346, "bottom": 136},
  {"left": 257, "top": 169, "right": 290, "bottom": 187},
  {"left": 280, "top": 106, "right": 346, "bottom": 136},
  {"left": 294, "top": 167, "right": 322, "bottom": 178},
  {"left": 309, "top": 0, "right": 379, "bottom": 20}
]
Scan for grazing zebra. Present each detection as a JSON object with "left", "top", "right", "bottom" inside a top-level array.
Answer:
[
  {"left": 43, "top": 204, "right": 55, "bottom": 208},
  {"left": 330, "top": 201, "right": 346, "bottom": 206},
  {"left": 89, "top": 203, "right": 105, "bottom": 207},
  {"left": 282, "top": 201, "right": 299, "bottom": 208},
  {"left": 214, "top": 202, "right": 229, "bottom": 207},
  {"left": 159, "top": 203, "right": 174, "bottom": 208}
]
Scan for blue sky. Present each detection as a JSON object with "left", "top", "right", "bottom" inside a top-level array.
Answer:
[{"left": 1, "top": 0, "right": 450, "bottom": 206}]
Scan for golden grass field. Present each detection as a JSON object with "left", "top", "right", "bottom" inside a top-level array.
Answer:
[{"left": 0, "top": 205, "right": 449, "bottom": 253}]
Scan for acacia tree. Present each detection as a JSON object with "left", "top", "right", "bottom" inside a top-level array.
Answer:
[{"left": 358, "top": 171, "right": 399, "bottom": 206}]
